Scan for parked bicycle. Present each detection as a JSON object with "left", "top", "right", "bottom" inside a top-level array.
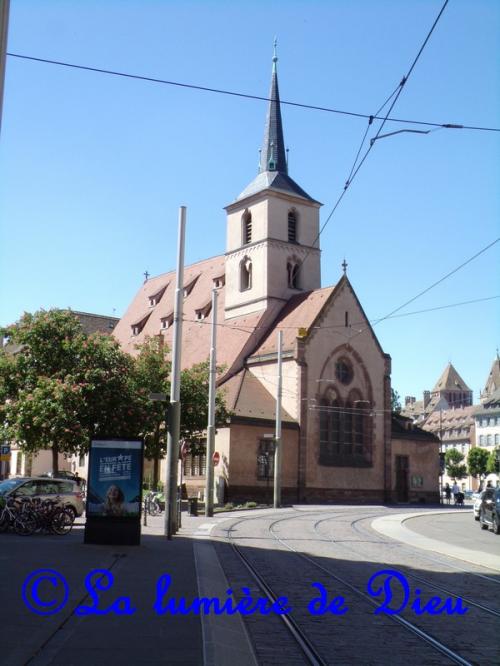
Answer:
[
  {"left": 144, "top": 491, "right": 163, "bottom": 516},
  {"left": 0, "top": 495, "right": 74, "bottom": 536}
]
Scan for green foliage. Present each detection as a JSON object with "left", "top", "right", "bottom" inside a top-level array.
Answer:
[
  {"left": 391, "top": 388, "right": 402, "bottom": 414},
  {"left": 179, "top": 361, "right": 231, "bottom": 454},
  {"left": 132, "top": 337, "right": 171, "bottom": 462},
  {"left": 486, "top": 447, "right": 500, "bottom": 474},
  {"left": 467, "top": 447, "right": 490, "bottom": 478},
  {"left": 444, "top": 448, "right": 468, "bottom": 480},
  {"left": 1, "top": 309, "right": 148, "bottom": 471}
]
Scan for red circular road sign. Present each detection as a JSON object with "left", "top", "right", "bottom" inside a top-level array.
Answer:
[{"left": 212, "top": 451, "right": 220, "bottom": 466}]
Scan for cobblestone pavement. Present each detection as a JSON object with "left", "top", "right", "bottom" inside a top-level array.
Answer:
[{"left": 210, "top": 506, "right": 499, "bottom": 666}]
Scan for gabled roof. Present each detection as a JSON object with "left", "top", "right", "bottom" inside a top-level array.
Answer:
[
  {"left": 432, "top": 363, "right": 471, "bottom": 393},
  {"left": 114, "top": 255, "right": 269, "bottom": 379},
  {"left": 250, "top": 286, "right": 336, "bottom": 358},
  {"left": 482, "top": 355, "right": 500, "bottom": 401}
]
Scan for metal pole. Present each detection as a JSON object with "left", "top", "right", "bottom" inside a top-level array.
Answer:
[
  {"left": 164, "top": 206, "right": 186, "bottom": 538},
  {"left": 274, "top": 330, "right": 283, "bottom": 508},
  {"left": 205, "top": 288, "right": 218, "bottom": 517}
]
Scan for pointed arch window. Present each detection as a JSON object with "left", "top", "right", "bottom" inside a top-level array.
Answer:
[
  {"left": 287, "top": 260, "right": 300, "bottom": 289},
  {"left": 242, "top": 211, "right": 252, "bottom": 245},
  {"left": 319, "top": 387, "right": 372, "bottom": 467},
  {"left": 288, "top": 210, "right": 297, "bottom": 243},
  {"left": 240, "top": 257, "right": 252, "bottom": 291}
]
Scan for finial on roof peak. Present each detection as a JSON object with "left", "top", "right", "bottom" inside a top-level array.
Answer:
[
  {"left": 273, "top": 37, "right": 278, "bottom": 68},
  {"left": 144, "top": 270, "right": 150, "bottom": 282},
  {"left": 342, "top": 258, "right": 348, "bottom": 275}
]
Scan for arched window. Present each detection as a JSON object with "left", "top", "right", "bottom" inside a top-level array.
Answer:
[
  {"left": 242, "top": 211, "right": 252, "bottom": 245},
  {"left": 240, "top": 257, "right": 252, "bottom": 291},
  {"left": 288, "top": 210, "right": 297, "bottom": 243},
  {"left": 287, "top": 260, "right": 300, "bottom": 289},
  {"left": 319, "top": 386, "right": 372, "bottom": 467}
]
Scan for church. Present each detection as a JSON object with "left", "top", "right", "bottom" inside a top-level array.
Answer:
[{"left": 113, "top": 51, "right": 439, "bottom": 504}]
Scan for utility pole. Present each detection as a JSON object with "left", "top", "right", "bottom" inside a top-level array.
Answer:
[
  {"left": 205, "top": 287, "right": 218, "bottom": 517},
  {"left": 0, "top": 0, "right": 10, "bottom": 137},
  {"left": 164, "top": 206, "right": 186, "bottom": 538},
  {"left": 273, "top": 330, "right": 283, "bottom": 508}
]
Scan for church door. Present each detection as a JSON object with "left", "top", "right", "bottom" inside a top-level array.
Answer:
[{"left": 395, "top": 455, "right": 409, "bottom": 502}]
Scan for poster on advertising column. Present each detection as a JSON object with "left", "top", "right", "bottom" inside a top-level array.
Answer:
[{"left": 84, "top": 439, "right": 143, "bottom": 545}]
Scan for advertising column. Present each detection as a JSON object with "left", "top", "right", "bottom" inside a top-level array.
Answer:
[{"left": 84, "top": 439, "right": 144, "bottom": 545}]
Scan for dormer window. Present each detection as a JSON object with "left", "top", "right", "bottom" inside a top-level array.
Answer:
[
  {"left": 160, "top": 313, "right": 174, "bottom": 330},
  {"left": 288, "top": 210, "right": 297, "bottom": 243},
  {"left": 240, "top": 257, "right": 252, "bottom": 291},
  {"left": 195, "top": 302, "right": 212, "bottom": 321},
  {"left": 183, "top": 275, "right": 199, "bottom": 298},
  {"left": 131, "top": 313, "right": 151, "bottom": 337},
  {"left": 148, "top": 284, "right": 168, "bottom": 307},
  {"left": 213, "top": 275, "right": 225, "bottom": 289},
  {"left": 242, "top": 211, "right": 252, "bottom": 245}
]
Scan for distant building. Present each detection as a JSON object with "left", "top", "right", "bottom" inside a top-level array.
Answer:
[
  {"left": 480, "top": 353, "right": 500, "bottom": 403},
  {"left": 402, "top": 362, "right": 472, "bottom": 423}
]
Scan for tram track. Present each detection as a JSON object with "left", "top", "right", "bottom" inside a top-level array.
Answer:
[
  {"left": 214, "top": 508, "right": 497, "bottom": 666},
  {"left": 313, "top": 515, "right": 500, "bottom": 618}
]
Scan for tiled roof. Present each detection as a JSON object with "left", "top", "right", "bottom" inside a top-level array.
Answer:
[
  {"left": 423, "top": 405, "right": 478, "bottom": 433},
  {"left": 222, "top": 369, "right": 296, "bottom": 423},
  {"left": 432, "top": 362, "right": 471, "bottom": 392},
  {"left": 114, "top": 255, "right": 269, "bottom": 379},
  {"left": 250, "top": 286, "right": 336, "bottom": 357},
  {"left": 482, "top": 356, "right": 500, "bottom": 401},
  {"left": 391, "top": 415, "right": 440, "bottom": 442}
]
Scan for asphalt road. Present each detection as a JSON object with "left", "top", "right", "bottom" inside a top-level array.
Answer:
[{"left": 404, "top": 507, "right": 500, "bottom": 557}]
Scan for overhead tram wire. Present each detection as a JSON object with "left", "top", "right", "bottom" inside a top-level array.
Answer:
[
  {"left": 6, "top": 52, "right": 500, "bottom": 134},
  {"left": 275, "top": 0, "right": 452, "bottom": 303},
  {"left": 181, "top": 293, "right": 500, "bottom": 332}
]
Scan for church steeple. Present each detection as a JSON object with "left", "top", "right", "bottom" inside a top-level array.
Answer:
[
  {"left": 260, "top": 40, "right": 287, "bottom": 174},
  {"left": 224, "top": 46, "right": 322, "bottom": 320}
]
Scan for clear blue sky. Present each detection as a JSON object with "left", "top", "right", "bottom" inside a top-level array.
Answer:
[{"left": 1, "top": 0, "right": 499, "bottom": 403}]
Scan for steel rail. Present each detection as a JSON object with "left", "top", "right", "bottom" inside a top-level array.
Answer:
[{"left": 313, "top": 515, "right": 500, "bottom": 619}]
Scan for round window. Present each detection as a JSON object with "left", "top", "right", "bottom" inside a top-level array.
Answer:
[{"left": 335, "top": 358, "right": 353, "bottom": 385}]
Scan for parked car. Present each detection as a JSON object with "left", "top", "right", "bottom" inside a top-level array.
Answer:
[
  {"left": 0, "top": 477, "right": 84, "bottom": 517},
  {"left": 479, "top": 487, "right": 500, "bottom": 534},
  {"left": 472, "top": 491, "right": 485, "bottom": 520}
]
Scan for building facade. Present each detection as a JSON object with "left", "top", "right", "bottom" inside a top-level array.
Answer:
[{"left": 113, "top": 51, "right": 440, "bottom": 504}]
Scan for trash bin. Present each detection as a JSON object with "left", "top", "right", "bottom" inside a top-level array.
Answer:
[{"left": 188, "top": 497, "right": 198, "bottom": 516}]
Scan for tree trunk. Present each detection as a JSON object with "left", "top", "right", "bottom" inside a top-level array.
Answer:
[{"left": 52, "top": 444, "right": 59, "bottom": 475}]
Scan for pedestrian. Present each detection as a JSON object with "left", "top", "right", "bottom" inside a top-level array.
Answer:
[
  {"left": 452, "top": 480, "right": 460, "bottom": 505},
  {"left": 444, "top": 483, "right": 452, "bottom": 504}
]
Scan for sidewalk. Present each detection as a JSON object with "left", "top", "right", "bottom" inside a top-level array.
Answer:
[{"left": 0, "top": 511, "right": 257, "bottom": 666}]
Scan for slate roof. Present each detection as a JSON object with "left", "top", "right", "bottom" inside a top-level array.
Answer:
[{"left": 235, "top": 52, "right": 318, "bottom": 204}]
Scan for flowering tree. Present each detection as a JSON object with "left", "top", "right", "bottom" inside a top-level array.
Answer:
[{"left": 0, "top": 310, "right": 148, "bottom": 473}]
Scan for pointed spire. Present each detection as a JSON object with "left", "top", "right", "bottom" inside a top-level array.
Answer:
[{"left": 260, "top": 39, "right": 287, "bottom": 174}]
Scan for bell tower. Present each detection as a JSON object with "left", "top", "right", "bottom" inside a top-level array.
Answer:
[{"left": 224, "top": 44, "right": 322, "bottom": 320}]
